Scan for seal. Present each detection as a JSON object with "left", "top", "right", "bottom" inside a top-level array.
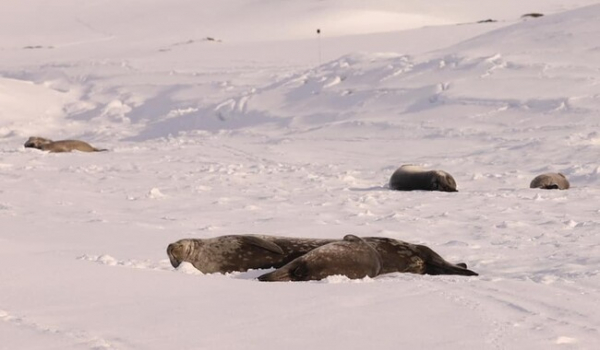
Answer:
[
  {"left": 24, "top": 136, "right": 108, "bottom": 153},
  {"left": 530, "top": 172, "right": 570, "bottom": 190},
  {"left": 166, "top": 235, "right": 334, "bottom": 274},
  {"left": 389, "top": 165, "right": 458, "bottom": 192},
  {"left": 257, "top": 235, "right": 382, "bottom": 282},
  {"left": 363, "top": 237, "right": 478, "bottom": 276}
]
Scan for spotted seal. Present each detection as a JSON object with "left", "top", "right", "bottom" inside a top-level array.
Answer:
[
  {"left": 166, "top": 235, "right": 334, "bottom": 274},
  {"left": 257, "top": 235, "right": 382, "bottom": 282},
  {"left": 24, "top": 136, "right": 108, "bottom": 153},
  {"left": 530, "top": 172, "right": 570, "bottom": 190},
  {"left": 389, "top": 165, "right": 458, "bottom": 192}
]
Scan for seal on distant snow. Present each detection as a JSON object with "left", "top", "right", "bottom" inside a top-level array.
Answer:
[
  {"left": 530, "top": 172, "right": 570, "bottom": 190},
  {"left": 24, "top": 136, "right": 108, "bottom": 153},
  {"left": 389, "top": 165, "right": 458, "bottom": 192},
  {"left": 363, "top": 237, "right": 478, "bottom": 276},
  {"left": 167, "top": 235, "right": 334, "bottom": 274},
  {"left": 258, "top": 235, "right": 382, "bottom": 282}
]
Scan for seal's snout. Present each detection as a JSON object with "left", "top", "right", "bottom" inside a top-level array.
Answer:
[
  {"left": 167, "top": 243, "right": 182, "bottom": 268},
  {"left": 23, "top": 136, "right": 46, "bottom": 149}
]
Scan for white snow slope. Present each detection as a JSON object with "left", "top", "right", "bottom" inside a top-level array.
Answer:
[{"left": 1, "top": 1, "right": 600, "bottom": 349}]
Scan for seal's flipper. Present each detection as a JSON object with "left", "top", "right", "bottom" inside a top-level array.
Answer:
[
  {"left": 343, "top": 234, "right": 362, "bottom": 242},
  {"left": 541, "top": 184, "right": 559, "bottom": 190},
  {"left": 257, "top": 263, "right": 298, "bottom": 282},
  {"left": 241, "top": 236, "right": 285, "bottom": 255}
]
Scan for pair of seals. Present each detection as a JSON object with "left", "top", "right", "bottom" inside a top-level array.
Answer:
[
  {"left": 530, "top": 173, "right": 570, "bottom": 190},
  {"left": 389, "top": 165, "right": 571, "bottom": 191},
  {"left": 24, "top": 136, "right": 107, "bottom": 153},
  {"left": 166, "top": 234, "right": 477, "bottom": 281},
  {"left": 389, "top": 165, "right": 458, "bottom": 192}
]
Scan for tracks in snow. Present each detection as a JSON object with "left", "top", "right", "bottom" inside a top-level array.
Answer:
[{"left": 0, "top": 308, "right": 117, "bottom": 350}]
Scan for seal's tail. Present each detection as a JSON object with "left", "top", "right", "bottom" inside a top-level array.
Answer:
[
  {"left": 425, "top": 262, "right": 478, "bottom": 276},
  {"left": 93, "top": 148, "right": 109, "bottom": 152}
]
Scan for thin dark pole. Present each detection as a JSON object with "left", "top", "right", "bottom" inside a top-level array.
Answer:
[{"left": 317, "top": 28, "right": 321, "bottom": 65}]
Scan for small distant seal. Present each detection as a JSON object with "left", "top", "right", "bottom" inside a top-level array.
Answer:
[
  {"left": 258, "top": 235, "right": 382, "bottom": 282},
  {"left": 389, "top": 165, "right": 458, "bottom": 192},
  {"left": 24, "top": 136, "right": 108, "bottom": 153},
  {"left": 521, "top": 13, "right": 544, "bottom": 18},
  {"left": 530, "top": 172, "right": 570, "bottom": 190},
  {"left": 363, "top": 237, "right": 478, "bottom": 276},
  {"left": 167, "top": 235, "right": 334, "bottom": 274}
]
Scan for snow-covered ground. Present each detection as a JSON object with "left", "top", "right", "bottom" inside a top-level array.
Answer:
[{"left": 2, "top": 1, "right": 600, "bottom": 349}]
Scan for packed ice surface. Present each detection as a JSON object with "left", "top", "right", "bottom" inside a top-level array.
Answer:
[{"left": 1, "top": 1, "right": 599, "bottom": 349}]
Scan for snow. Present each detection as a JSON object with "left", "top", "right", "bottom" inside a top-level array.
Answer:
[{"left": 2, "top": 0, "right": 600, "bottom": 349}]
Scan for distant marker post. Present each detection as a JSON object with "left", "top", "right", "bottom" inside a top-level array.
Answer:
[{"left": 316, "top": 28, "right": 322, "bottom": 65}]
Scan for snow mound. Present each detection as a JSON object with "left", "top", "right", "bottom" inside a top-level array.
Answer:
[
  {"left": 211, "top": 6, "right": 600, "bottom": 134},
  {"left": 0, "top": 77, "right": 82, "bottom": 138}
]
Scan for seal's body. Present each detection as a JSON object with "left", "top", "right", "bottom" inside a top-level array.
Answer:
[
  {"left": 530, "top": 173, "right": 570, "bottom": 190},
  {"left": 257, "top": 235, "right": 382, "bottom": 282},
  {"left": 167, "top": 235, "right": 334, "bottom": 274},
  {"left": 389, "top": 165, "right": 458, "bottom": 192},
  {"left": 24, "top": 136, "right": 107, "bottom": 153}
]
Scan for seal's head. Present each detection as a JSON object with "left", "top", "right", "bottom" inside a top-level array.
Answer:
[
  {"left": 24, "top": 136, "right": 53, "bottom": 149},
  {"left": 432, "top": 171, "right": 458, "bottom": 192},
  {"left": 167, "top": 239, "right": 199, "bottom": 268}
]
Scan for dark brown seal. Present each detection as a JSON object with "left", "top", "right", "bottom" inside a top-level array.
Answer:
[
  {"left": 389, "top": 165, "right": 458, "bottom": 192},
  {"left": 166, "top": 235, "right": 334, "bottom": 274},
  {"left": 363, "top": 237, "right": 477, "bottom": 276},
  {"left": 24, "top": 136, "right": 107, "bottom": 153},
  {"left": 530, "top": 173, "right": 570, "bottom": 190},
  {"left": 258, "top": 235, "right": 382, "bottom": 282}
]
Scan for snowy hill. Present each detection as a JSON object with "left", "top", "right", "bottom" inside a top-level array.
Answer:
[{"left": 1, "top": 1, "right": 600, "bottom": 349}]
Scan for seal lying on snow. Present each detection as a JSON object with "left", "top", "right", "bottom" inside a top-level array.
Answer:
[
  {"left": 389, "top": 165, "right": 458, "bottom": 192},
  {"left": 530, "top": 172, "right": 570, "bottom": 190},
  {"left": 167, "top": 235, "right": 334, "bottom": 274},
  {"left": 258, "top": 236, "right": 477, "bottom": 281},
  {"left": 258, "top": 235, "right": 382, "bottom": 282},
  {"left": 364, "top": 237, "right": 477, "bottom": 276},
  {"left": 167, "top": 234, "right": 477, "bottom": 277},
  {"left": 24, "top": 136, "right": 108, "bottom": 153}
]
